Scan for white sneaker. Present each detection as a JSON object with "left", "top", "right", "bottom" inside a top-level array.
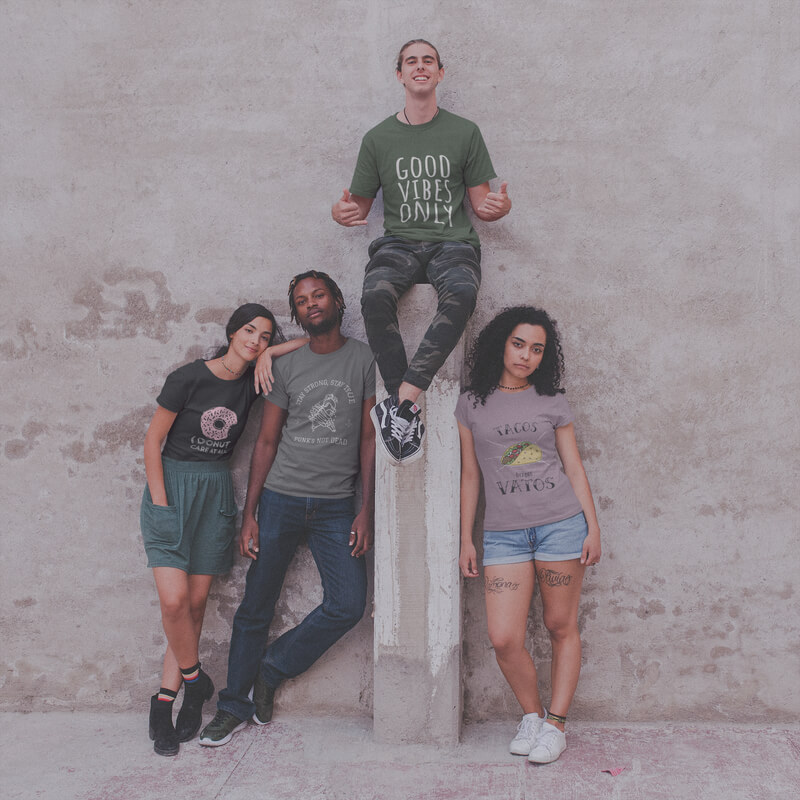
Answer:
[
  {"left": 509, "top": 711, "right": 546, "bottom": 755},
  {"left": 527, "top": 721, "right": 567, "bottom": 763}
]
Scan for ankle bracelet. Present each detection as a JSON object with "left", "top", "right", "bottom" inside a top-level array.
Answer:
[{"left": 547, "top": 712, "right": 567, "bottom": 724}]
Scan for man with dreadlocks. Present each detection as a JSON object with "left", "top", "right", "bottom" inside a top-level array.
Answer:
[
  {"left": 332, "top": 38, "right": 511, "bottom": 465},
  {"left": 200, "top": 271, "right": 376, "bottom": 747}
]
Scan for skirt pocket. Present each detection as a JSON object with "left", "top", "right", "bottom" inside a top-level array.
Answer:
[
  {"left": 217, "top": 504, "right": 238, "bottom": 548},
  {"left": 140, "top": 491, "right": 182, "bottom": 549}
]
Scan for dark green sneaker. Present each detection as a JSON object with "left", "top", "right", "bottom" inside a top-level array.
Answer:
[
  {"left": 252, "top": 672, "right": 276, "bottom": 725},
  {"left": 198, "top": 710, "right": 247, "bottom": 747}
]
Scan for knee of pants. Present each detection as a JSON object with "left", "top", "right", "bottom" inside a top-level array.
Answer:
[
  {"left": 438, "top": 283, "right": 478, "bottom": 319},
  {"left": 324, "top": 593, "right": 367, "bottom": 630},
  {"left": 361, "top": 286, "right": 399, "bottom": 318}
]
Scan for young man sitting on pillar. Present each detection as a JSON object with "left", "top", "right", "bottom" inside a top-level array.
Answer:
[{"left": 332, "top": 38, "right": 511, "bottom": 465}]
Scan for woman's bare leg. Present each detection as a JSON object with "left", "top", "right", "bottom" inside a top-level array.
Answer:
[
  {"left": 484, "top": 562, "right": 544, "bottom": 716},
  {"left": 535, "top": 559, "right": 586, "bottom": 730}
]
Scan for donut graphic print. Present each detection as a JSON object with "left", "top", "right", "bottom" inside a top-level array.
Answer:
[{"left": 200, "top": 406, "right": 238, "bottom": 440}]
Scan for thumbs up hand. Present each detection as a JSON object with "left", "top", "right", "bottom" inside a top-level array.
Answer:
[
  {"left": 332, "top": 188, "right": 369, "bottom": 226},
  {"left": 476, "top": 180, "right": 511, "bottom": 220}
]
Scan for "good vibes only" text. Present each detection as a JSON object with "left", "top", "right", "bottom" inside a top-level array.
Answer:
[{"left": 395, "top": 155, "right": 454, "bottom": 226}]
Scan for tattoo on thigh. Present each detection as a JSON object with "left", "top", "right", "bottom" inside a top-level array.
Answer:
[
  {"left": 485, "top": 576, "right": 521, "bottom": 594},
  {"left": 537, "top": 568, "right": 572, "bottom": 587}
]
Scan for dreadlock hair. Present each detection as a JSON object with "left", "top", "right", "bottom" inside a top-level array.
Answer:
[
  {"left": 287, "top": 270, "right": 346, "bottom": 327},
  {"left": 212, "top": 303, "right": 284, "bottom": 359},
  {"left": 464, "top": 306, "right": 565, "bottom": 407}
]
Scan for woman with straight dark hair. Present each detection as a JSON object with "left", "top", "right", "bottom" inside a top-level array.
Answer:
[
  {"left": 456, "top": 306, "right": 601, "bottom": 764},
  {"left": 141, "top": 303, "right": 304, "bottom": 756}
]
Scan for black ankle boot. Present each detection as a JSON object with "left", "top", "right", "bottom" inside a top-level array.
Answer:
[
  {"left": 176, "top": 669, "right": 215, "bottom": 742},
  {"left": 149, "top": 694, "right": 179, "bottom": 756}
]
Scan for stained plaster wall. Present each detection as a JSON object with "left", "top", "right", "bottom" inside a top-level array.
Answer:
[{"left": 1, "top": 1, "right": 797, "bottom": 723}]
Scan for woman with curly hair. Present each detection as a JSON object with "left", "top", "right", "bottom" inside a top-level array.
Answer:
[
  {"left": 141, "top": 303, "right": 306, "bottom": 756},
  {"left": 455, "top": 306, "right": 601, "bottom": 764}
]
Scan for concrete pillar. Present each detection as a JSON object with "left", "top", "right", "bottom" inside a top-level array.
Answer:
[{"left": 373, "top": 285, "right": 463, "bottom": 745}]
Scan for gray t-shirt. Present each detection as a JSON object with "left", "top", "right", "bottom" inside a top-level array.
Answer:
[
  {"left": 265, "top": 339, "right": 376, "bottom": 498},
  {"left": 455, "top": 388, "right": 583, "bottom": 530}
]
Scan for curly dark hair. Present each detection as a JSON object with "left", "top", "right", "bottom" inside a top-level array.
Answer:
[
  {"left": 287, "top": 270, "right": 346, "bottom": 327},
  {"left": 464, "top": 306, "right": 565, "bottom": 406}
]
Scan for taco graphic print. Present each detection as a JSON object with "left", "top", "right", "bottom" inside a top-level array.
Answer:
[{"left": 500, "top": 441, "right": 543, "bottom": 467}]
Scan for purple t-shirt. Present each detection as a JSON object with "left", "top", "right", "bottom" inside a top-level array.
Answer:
[{"left": 455, "top": 388, "right": 583, "bottom": 530}]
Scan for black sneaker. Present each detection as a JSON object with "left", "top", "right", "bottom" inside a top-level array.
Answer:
[
  {"left": 199, "top": 710, "right": 247, "bottom": 747},
  {"left": 149, "top": 694, "right": 179, "bottom": 757},
  {"left": 252, "top": 672, "right": 276, "bottom": 725},
  {"left": 175, "top": 669, "right": 214, "bottom": 742},
  {"left": 398, "top": 409, "right": 425, "bottom": 464},
  {"left": 370, "top": 396, "right": 422, "bottom": 464},
  {"left": 370, "top": 396, "right": 401, "bottom": 463}
]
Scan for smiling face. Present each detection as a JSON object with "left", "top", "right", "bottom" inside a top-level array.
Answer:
[
  {"left": 396, "top": 42, "right": 444, "bottom": 96},
  {"left": 228, "top": 316, "right": 273, "bottom": 362},
  {"left": 501, "top": 324, "right": 547, "bottom": 386},
  {"left": 292, "top": 278, "right": 341, "bottom": 335}
]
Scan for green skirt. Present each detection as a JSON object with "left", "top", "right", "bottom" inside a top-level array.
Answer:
[{"left": 140, "top": 457, "right": 238, "bottom": 575}]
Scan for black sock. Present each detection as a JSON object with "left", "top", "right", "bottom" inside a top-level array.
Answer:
[
  {"left": 180, "top": 662, "right": 201, "bottom": 685},
  {"left": 157, "top": 687, "right": 178, "bottom": 705}
]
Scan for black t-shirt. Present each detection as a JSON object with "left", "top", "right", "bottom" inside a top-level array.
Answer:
[{"left": 157, "top": 360, "right": 259, "bottom": 461}]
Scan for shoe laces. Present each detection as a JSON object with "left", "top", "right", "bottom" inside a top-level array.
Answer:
[
  {"left": 401, "top": 414, "right": 421, "bottom": 445},
  {"left": 208, "top": 710, "right": 231, "bottom": 730},
  {"left": 516, "top": 715, "right": 539, "bottom": 739},
  {"left": 388, "top": 406, "right": 412, "bottom": 443}
]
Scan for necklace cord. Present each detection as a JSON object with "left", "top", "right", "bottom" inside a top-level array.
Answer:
[
  {"left": 220, "top": 356, "right": 244, "bottom": 376},
  {"left": 403, "top": 106, "right": 440, "bottom": 125}
]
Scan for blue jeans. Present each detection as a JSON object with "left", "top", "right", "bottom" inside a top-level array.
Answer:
[{"left": 217, "top": 489, "right": 367, "bottom": 722}]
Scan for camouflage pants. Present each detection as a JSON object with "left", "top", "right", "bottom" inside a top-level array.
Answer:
[{"left": 361, "top": 236, "right": 481, "bottom": 393}]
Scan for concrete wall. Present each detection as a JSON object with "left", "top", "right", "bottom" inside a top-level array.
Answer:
[{"left": 1, "top": 1, "right": 797, "bottom": 722}]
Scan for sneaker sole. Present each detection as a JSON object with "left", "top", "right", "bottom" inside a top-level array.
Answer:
[
  {"left": 369, "top": 405, "right": 400, "bottom": 464},
  {"left": 527, "top": 747, "right": 565, "bottom": 764},
  {"left": 251, "top": 712, "right": 272, "bottom": 725},
  {"left": 198, "top": 720, "right": 247, "bottom": 747}
]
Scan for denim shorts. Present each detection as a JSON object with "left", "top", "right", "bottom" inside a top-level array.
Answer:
[{"left": 483, "top": 512, "right": 588, "bottom": 566}]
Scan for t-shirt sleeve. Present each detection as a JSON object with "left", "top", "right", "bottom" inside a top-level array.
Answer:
[
  {"left": 349, "top": 134, "right": 381, "bottom": 199},
  {"left": 266, "top": 359, "right": 290, "bottom": 410},
  {"left": 552, "top": 393, "right": 575, "bottom": 429},
  {"left": 464, "top": 125, "right": 497, "bottom": 188},
  {"left": 454, "top": 392, "right": 471, "bottom": 427},
  {"left": 364, "top": 355, "right": 376, "bottom": 398},
  {"left": 156, "top": 367, "right": 190, "bottom": 413}
]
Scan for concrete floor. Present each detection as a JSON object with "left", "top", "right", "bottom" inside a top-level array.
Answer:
[{"left": 3, "top": 712, "right": 799, "bottom": 800}]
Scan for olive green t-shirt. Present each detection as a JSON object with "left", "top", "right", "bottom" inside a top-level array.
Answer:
[{"left": 349, "top": 109, "right": 496, "bottom": 249}]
